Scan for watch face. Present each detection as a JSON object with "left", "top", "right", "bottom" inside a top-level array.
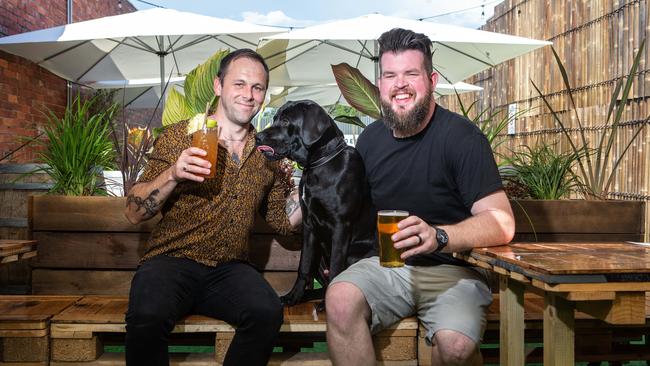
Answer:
[{"left": 436, "top": 229, "right": 448, "bottom": 245}]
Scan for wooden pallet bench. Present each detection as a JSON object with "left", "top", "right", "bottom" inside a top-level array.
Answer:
[
  {"left": 48, "top": 296, "right": 419, "bottom": 365},
  {"left": 0, "top": 295, "right": 80, "bottom": 365},
  {"left": 0, "top": 293, "right": 647, "bottom": 365}
]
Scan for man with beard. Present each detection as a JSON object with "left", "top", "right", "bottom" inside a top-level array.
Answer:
[
  {"left": 124, "top": 49, "right": 301, "bottom": 366},
  {"left": 325, "top": 28, "right": 515, "bottom": 365}
]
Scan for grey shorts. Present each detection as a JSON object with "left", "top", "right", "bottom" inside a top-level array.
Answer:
[{"left": 330, "top": 256, "right": 493, "bottom": 345}]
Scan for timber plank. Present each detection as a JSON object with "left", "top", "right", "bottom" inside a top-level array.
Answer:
[
  {"left": 30, "top": 196, "right": 292, "bottom": 234},
  {"left": 512, "top": 200, "right": 644, "bottom": 235},
  {"left": 32, "top": 269, "right": 298, "bottom": 296},
  {"left": 0, "top": 240, "right": 36, "bottom": 251},
  {"left": 543, "top": 293, "right": 575, "bottom": 364},
  {"left": 32, "top": 269, "right": 134, "bottom": 296},
  {"left": 499, "top": 275, "right": 525, "bottom": 366},
  {"left": 32, "top": 232, "right": 300, "bottom": 270},
  {"left": 473, "top": 242, "right": 650, "bottom": 276},
  {"left": 51, "top": 296, "right": 417, "bottom": 334},
  {"left": 575, "top": 292, "right": 646, "bottom": 325},
  {"left": 32, "top": 232, "right": 147, "bottom": 269},
  {"left": 0, "top": 296, "right": 80, "bottom": 320},
  {"left": 30, "top": 196, "right": 158, "bottom": 233}
]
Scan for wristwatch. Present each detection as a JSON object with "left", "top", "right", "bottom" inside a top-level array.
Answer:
[{"left": 433, "top": 227, "right": 449, "bottom": 253}]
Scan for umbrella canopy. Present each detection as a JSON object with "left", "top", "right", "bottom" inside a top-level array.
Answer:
[
  {"left": 88, "top": 78, "right": 185, "bottom": 109},
  {"left": 259, "top": 13, "right": 551, "bottom": 86},
  {"left": 0, "top": 8, "right": 284, "bottom": 90},
  {"left": 268, "top": 81, "right": 482, "bottom": 108}
]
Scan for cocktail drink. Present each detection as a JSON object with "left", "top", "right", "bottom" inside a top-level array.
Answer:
[
  {"left": 191, "top": 118, "right": 218, "bottom": 178},
  {"left": 377, "top": 210, "right": 409, "bottom": 267}
]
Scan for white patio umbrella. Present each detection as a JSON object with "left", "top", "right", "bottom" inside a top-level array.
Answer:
[
  {"left": 258, "top": 13, "right": 551, "bottom": 87},
  {"left": 268, "top": 81, "right": 482, "bottom": 108},
  {"left": 0, "top": 8, "right": 284, "bottom": 91},
  {"left": 87, "top": 78, "right": 185, "bottom": 109}
]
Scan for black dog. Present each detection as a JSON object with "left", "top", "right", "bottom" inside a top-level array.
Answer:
[{"left": 255, "top": 100, "right": 375, "bottom": 307}]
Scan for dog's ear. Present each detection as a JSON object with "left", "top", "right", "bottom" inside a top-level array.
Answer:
[{"left": 297, "top": 101, "right": 335, "bottom": 148}]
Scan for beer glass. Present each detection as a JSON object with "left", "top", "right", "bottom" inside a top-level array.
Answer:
[
  {"left": 377, "top": 210, "right": 409, "bottom": 267},
  {"left": 191, "top": 123, "right": 219, "bottom": 178}
]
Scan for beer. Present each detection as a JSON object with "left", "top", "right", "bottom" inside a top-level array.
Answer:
[
  {"left": 191, "top": 125, "right": 219, "bottom": 178},
  {"left": 377, "top": 210, "right": 409, "bottom": 267}
]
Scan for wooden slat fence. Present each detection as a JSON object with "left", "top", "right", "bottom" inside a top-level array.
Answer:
[{"left": 440, "top": 0, "right": 650, "bottom": 239}]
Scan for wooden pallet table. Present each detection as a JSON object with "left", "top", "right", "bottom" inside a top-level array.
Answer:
[{"left": 456, "top": 242, "right": 650, "bottom": 366}]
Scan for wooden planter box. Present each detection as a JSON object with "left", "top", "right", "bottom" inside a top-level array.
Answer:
[
  {"left": 28, "top": 196, "right": 646, "bottom": 294},
  {"left": 28, "top": 195, "right": 301, "bottom": 296},
  {"left": 511, "top": 199, "right": 645, "bottom": 242}
]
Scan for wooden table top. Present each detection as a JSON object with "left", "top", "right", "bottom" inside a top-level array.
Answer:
[{"left": 464, "top": 242, "right": 650, "bottom": 284}]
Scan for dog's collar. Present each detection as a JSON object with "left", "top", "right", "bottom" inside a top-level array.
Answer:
[{"left": 306, "top": 137, "right": 348, "bottom": 170}]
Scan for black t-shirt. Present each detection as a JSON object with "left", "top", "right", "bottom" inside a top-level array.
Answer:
[{"left": 356, "top": 105, "right": 503, "bottom": 266}]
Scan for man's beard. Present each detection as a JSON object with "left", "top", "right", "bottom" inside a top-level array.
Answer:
[{"left": 381, "top": 89, "right": 433, "bottom": 136}]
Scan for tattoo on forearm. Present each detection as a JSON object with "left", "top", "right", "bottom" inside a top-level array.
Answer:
[
  {"left": 231, "top": 152, "right": 240, "bottom": 164},
  {"left": 286, "top": 196, "right": 299, "bottom": 217},
  {"left": 127, "top": 189, "right": 161, "bottom": 219}
]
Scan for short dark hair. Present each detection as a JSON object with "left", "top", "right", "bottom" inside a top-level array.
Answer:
[
  {"left": 217, "top": 48, "right": 270, "bottom": 87},
  {"left": 377, "top": 28, "right": 433, "bottom": 75}
]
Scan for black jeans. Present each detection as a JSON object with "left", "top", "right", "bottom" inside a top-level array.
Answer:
[{"left": 125, "top": 255, "right": 283, "bottom": 366}]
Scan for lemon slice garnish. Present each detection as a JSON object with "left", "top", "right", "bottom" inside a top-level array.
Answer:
[{"left": 206, "top": 118, "right": 218, "bottom": 128}]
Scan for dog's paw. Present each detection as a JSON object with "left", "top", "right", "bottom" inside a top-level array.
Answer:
[{"left": 280, "top": 292, "right": 302, "bottom": 307}]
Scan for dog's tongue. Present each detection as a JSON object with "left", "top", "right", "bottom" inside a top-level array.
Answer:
[{"left": 256, "top": 145, "right": 275, "bottom": 154}]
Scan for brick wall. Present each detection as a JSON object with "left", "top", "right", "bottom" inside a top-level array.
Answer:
[{"left": 0, "top": 0, "right": 137, "bottom": 163}]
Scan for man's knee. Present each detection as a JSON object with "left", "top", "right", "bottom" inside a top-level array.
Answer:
[
  {"left": 433, "top": 329, "right": 479, "bottom": 365},
  {"left": 325, "top": 282, "right": 369, "bottom": 329},
  {"left": 242, "top": 300, "right": 283, "bottom": 332}
]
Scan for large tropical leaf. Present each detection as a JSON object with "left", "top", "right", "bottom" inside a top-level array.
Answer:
[
  {"left": 162, "top": 87, "right": 193, "bottom": 126},
  {"left": 332, "top": 63, "right": 381, "bottom": 120},
  {"left": 184, "top": 50, "right": 228, "bottom": 114}
]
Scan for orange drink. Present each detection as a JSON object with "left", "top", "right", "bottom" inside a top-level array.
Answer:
[
  {"left": 377, "top": 210, "right": 409, "bottom": 267},
  {"left": 192, "top": 123, "right": 218, "bottom": 178}
]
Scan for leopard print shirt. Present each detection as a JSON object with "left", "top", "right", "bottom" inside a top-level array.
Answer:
[{"left": 137, "top": 120, "right": 293, "bottom": 267}]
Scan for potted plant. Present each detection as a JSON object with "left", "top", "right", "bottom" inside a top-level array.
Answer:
[
  {"left": 501, "top": 141, "right": 586, "bottom": 200},
  {"left": 29, "top": 94, "right": 117, "bottom": 196}
]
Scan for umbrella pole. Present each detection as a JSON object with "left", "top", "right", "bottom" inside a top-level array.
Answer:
[
  {"left": 159, "top": 36, "right": 165, "bottom": 94},
  {"left": 160, "top": 55, "right": 165, "bottom": 94},
  {"left": 373, "top": 40, "right": 379, "bottom": 84},
  {"left": 66, "top": 0, "right": 73, "bottom": 108}
]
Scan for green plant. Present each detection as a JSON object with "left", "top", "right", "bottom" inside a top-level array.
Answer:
[
  {"left": 531, "top": 40, "right": 648, "bottom": 199},
  {"left": 31, "top": 95, "right": 118, "bottom": 196},
  {"left": 162, "top": 50, "right": 229, "bottom": 127},
  {"left": 502, "top": 141, "right": 586, "bottom": 200},
  {"left": 454, "top": 92, "right": 528, "bottom": 152}
]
